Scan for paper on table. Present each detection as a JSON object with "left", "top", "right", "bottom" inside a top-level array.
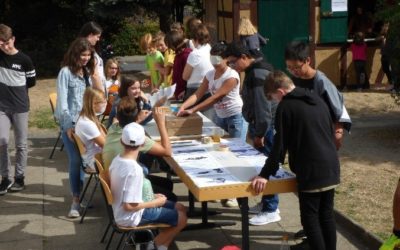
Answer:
[
  {"left": 147, "top": 84, "right": 177, "bottom": 105},
  {"left": 193, "top": 173, "right": 241, "bottom": 187}
]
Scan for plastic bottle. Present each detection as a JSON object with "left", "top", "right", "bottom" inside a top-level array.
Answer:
[{"left": 280, "top": 234, "right": 290, "bottom": 250}]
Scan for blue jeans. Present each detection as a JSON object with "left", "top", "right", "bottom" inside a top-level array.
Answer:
[
  {"left": 248, "top": 123, "right": 279, "bottom": 212},
  {"left": 139, "top": 200, "right": 178, "bottom": 226},
  {"left": 213, "top": 113, "right": 243, "bottom": 138},
  {"left": 62, "top": 130, "right": 84, "bottom": 198}
]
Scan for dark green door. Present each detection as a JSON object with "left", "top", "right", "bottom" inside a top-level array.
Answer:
[
  {"left": 320, "top": 0, "right": 348, "bottom": 43},
  {"left": 258, "top": 0, "right": 309, "bottom": 71}
]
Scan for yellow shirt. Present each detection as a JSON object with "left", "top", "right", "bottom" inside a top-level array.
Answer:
[{"left": 162, "top": 49, "right": 175, "bottom": 87}]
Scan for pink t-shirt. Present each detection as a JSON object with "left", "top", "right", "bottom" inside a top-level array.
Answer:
[{"left": 350, "top": 43, "right": 367, "bottom": 61}]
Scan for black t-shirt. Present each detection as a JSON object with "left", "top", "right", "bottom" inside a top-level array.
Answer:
[
  {"left": 0, "top": 50, "right": 36, "bottom": 113},
  {"left": 292, "top": 77, "right": 315, "bottom": 90}
]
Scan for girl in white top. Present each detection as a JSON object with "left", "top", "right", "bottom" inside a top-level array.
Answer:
[
  {"left": 178, "top": 42, "right": 243, "bottom": 138},
  {"left": 182, "top": 24, "right": 213, "bottom": 98},
  {"left": 75, "top": 88, "right": 107, "bottom": 171}
]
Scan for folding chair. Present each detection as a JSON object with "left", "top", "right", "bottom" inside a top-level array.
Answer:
[
  {"left": 98, "top": 170, "right": 170, "bottom": 250},
  {"left": 48, "top": 93, "right": 64, "bottom": 159},
  {"left": 71, "top": 132, "right": 100, "bottom": 224}
]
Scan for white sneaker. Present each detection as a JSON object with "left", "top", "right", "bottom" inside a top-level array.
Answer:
[
  {"left": 222, "top": 198, "right": 238, "bottom": 207},
  {"left": 68, "top": 202, "right": 81, "bottom": 218},
  {"left": 249, "top": 211, "right": 281, "bottom": 226}
]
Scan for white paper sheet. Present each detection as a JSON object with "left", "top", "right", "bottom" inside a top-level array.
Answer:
[{"left": 332, "top": 0, "right": 347, "bottom": 12}]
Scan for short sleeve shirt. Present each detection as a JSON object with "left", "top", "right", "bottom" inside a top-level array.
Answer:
[
  {"left": 109, "top": 155, "right": 144, "bottom": 227},
  {"left": 75, "top": 116, "right": 102, "bottom": 168},
  {"left": 205, "top": 67, "right": 242, "bottom": 118},
  {"left": 186, "top": 44, "right": 213, "bottom": 88}
]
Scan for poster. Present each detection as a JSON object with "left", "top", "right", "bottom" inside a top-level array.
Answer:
[{"left": 332, "top": 0, "right": 347, "bottom": 12}]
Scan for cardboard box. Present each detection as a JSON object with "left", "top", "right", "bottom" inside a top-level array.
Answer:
[{"left": 165, "top": 113, "right": 203, "bottom": 136}]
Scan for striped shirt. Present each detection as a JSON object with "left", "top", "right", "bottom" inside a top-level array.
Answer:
[{"left": 0, "top": 50, "right": 36, "bottom": 113}]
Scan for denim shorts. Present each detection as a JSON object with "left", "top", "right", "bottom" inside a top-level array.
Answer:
[{"left": 139, "top": 200, "right": 178, "bottom": 226}]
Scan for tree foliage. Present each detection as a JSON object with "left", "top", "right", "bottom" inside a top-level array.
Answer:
[{"left": 0, "top": 0, "right": 203, "bottom": 77}]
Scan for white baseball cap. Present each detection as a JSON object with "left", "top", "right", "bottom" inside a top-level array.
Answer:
[{"left": 121, "top": 122, "right": 145, "bottom": 147}]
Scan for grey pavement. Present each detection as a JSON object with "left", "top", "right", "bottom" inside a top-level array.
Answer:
[{"left": 0, "top": 129, "right": 380, "bottom": 250}]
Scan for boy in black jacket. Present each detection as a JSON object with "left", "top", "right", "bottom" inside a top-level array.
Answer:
[
  {"left": 252, "top": 71, "right": 340, "bottom": 250},
  {"left": 224, "top": 42, "right": 280, "bottom": 226}
]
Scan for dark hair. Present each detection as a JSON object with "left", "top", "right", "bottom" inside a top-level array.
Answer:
[
  {"left": 116, "top": 97, "right": 139, "bottom": 128},
  {"left": 354, "top": 32, "right": 365, "bottom": 45},
  {"left": 166, "top": 30, "right": 186, "bottom": 53},
  {"left": 78, "top": 21, "right": 103, "bottom": 37},
  {"left": 186, "top": 17, "right": 202, "bottom": 39},
  {"left": 118, "top": 75, "right": 140, "bottom": 98},
  {"left": 210, "top": 41, "right": 227, "bottom": 57},
  {"left": 223, "top": 41, "right": 252, "bottom": 58},
  {"left": 284, "top": 41, "right": 310, "bottom": 62},
  {"left": 192, "top": 24, "right": 210, "bottom": 45},
  {"left": 61, "top": 38, "right": 95, "bottom": 75}
]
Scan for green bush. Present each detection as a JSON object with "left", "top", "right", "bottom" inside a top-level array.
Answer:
[{"left": 110, "top": 18, "right": 159, "bottom": 56}]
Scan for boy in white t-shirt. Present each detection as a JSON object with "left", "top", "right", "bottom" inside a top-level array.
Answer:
[{"left": 109, "top": 122, "right": 187, "bottom": 250}]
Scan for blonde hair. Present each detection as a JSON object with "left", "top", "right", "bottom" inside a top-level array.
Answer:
[
  {"left": 104, "top": 58, "right": 120, "bottom": 81},
  {"left": 264, "top": 70, "right": 294, "bottom": 97},
  {"left": 238, "top": 17, "right": 257, "bottom": 36},
  {"left": 139, "top": 33, "right": 156, "bottom": 53},
  {"left": 79, "top": 88, "right": 105, "bottom": 130}
]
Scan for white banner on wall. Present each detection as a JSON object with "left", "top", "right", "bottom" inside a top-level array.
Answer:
[{"left": 332, "top": 0, "right": 347, "bottom": 12}]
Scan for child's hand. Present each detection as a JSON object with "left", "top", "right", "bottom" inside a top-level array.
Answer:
[
  {"left": 176, "top": 109, "right": 192, "bottom": 117},
  {"left": 153, "top": 107, "right": 166, "bottom": 126},
  {"left": 140, "top": 91, "right": 148, "bottom": 103}
]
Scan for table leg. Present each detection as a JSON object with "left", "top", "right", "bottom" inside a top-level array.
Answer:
[
  {"left": 238, "top": 197, "right": 249, "bottom": 250},
  {"left": 187, "top": 191, "right": 220, "bottom": 217},
  {"left": 184, "top": 193, "right": 236, "bottom": 231}
]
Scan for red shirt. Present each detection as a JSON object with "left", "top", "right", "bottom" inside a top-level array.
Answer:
[
  {"left": 350, "top": 43, "right": 367, "bottom": 61},
  {"left": 172, "top": 47, "right": 192, "bottom": 99}
]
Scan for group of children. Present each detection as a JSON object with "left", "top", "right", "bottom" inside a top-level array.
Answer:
[{"left": 51, "top": 17, "right": 398, "bottom": 250}]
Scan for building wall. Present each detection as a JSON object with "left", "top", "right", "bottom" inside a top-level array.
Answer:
[{"left": 315, "top": 45, "right": 387, "bottom": 86}]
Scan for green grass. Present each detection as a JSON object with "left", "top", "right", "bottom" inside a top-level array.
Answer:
[{"left": 29, "top": 108, "right": 57, "bottom": 129}]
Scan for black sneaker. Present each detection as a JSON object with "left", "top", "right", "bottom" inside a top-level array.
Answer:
[
  {"left": 294, "top": 229, "right": 307, "bottom": 240},
  {"left": 0, "top": 178, "right": 13, "bottom": 195},
  {"left": 10, "top": 177, "right": 25, "bottom": 192}
]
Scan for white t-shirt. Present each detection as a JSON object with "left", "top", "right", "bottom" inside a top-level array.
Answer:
[
  {"left": 186, "top": 44, "right": 213, "bottom": 88},
  {"left": 109, "top": 155, "right": 144, "bottom": 227},
  {"left": 94, "top": 52, "right": 106, "bottom": 84},
  {"left": 75, "top": 116, "right": 102, "bottom": 168},
  {"left": 206, "top": 67, "right": 243, "bottom": 118}
]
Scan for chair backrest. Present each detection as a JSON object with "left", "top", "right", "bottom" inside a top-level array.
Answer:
[
  {"left": 49, "top": 92, "right": 58, "bottom": 123},
  {"left": 71, "top": 132, "right": 87, "bottom": 155},
  {"left": 94, "top": 154, "right": 104, "bottom": 173},
  {"left": 99, "top": 170, "right": 113, "bottom": 205}
]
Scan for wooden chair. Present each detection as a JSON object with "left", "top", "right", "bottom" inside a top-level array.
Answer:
[
  {"left": 98, "top": 170, "right": 170, "bottom": 250},
  {"left": 48, "top": 93, "right": 63, "bottom": 159},
  {"left": 71, "top": 132, "right": 100, "bottom": 224}
]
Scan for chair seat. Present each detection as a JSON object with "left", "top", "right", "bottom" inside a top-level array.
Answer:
[{"left": 117, "top": 223, "right": 171, "bottom": 231}]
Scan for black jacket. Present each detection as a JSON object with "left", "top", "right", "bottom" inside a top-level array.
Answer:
[
  {"left": 242, "top": 58, "right": 277, "bottom": 137},
  {"left": 259, "top": 88, "right": 340, "bottom": 191}
]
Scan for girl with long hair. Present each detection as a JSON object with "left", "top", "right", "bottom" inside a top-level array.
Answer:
[
  {"left": 75, "top": 88, "right": 107, "bottom": 172},
  {"left": 55, "top": 37, "right": 99, "bottom": 218},
  {"left": 107, "top": 75, "right": 151, "bottom": 127}
]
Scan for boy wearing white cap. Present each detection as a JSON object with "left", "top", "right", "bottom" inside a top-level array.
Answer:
[{"left": 109, "top": 122, "right": 187, "bottom": 250}]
